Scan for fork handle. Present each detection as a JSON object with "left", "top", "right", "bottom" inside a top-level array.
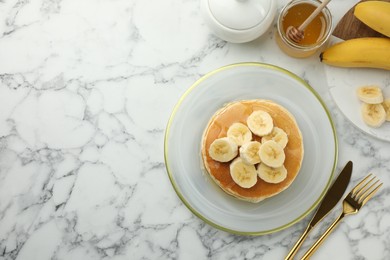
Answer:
[
  {"left": 301, "top": 213, "right": 346, "bottom": 260},
  {"left": 285, "top": 225, "right": 313, "bottom": 260}
]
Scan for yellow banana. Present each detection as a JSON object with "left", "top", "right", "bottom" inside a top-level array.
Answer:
[
  {"left": 320, "top": 37, "right": 390, "bottom": 70},
  {"left": 354, "top": 1, "right": 390, "bottom": 37}
]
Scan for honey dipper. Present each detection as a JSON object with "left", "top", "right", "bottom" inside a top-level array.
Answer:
[{"left": 287, "top": 0, "right": 331, "bottom": 43}]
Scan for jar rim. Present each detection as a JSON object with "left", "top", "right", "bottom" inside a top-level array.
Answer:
[{"left": 277, "top": 0, "right": 333, "bottom": 51}]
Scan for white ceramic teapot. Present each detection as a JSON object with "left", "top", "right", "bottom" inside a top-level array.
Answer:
[{"left": 201, "top": 0, "right": 277, "bottom": 43}]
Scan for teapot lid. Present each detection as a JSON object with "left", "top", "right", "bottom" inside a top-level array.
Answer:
[{"left": 207, "top": 0, "right": 273, "bottom": 30}]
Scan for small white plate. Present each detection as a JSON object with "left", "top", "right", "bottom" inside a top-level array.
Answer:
[
  {"left": 327, "top": 66, "right": 390, "bottom": 142},
  {"left": 164, "top": 63, "right": 337, "bottom": 235}
]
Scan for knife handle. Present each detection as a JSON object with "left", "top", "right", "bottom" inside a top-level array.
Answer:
[
  {"left": 300, "top": 213, "right": 345, "bottom": 260},
  {"left": 285, "top": 225, "right": 313, "bottom": 260}
]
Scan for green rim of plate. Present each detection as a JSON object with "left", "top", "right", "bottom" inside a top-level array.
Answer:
[{"left": 164, "top": 62, "right": 338, "bottom": 236}]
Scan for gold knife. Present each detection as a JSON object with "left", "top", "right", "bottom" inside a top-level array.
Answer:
[{"left": 285, "top": 161, "right": 353, "bottom": 260}]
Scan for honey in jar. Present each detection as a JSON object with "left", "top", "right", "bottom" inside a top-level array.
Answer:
[{"left": 276, "top": 0, "right": 332, "bottom": 58}]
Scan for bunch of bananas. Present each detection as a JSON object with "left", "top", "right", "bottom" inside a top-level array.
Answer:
[{"left": 320, "top": 1, "right": 390, "bottom": 70}]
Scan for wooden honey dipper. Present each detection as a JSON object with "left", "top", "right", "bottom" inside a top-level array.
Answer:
[{"left": 286, "top": 0, "right": 331, "bottom": 43}]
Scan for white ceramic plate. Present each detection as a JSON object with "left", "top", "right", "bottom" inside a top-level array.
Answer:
[
  {"left": 164, "top": 63, "right": 337, "bottom": 235},
  {"left": 327, "top": 66, "right": 390, "bottom": 142}
]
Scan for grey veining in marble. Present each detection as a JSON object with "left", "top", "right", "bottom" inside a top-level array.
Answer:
[{"left": 0, "top": 0, "right": 389, "bottom": 259}]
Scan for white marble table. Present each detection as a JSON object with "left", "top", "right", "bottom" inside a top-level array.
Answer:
[{"left": 0, "top": 0, "right": 389, "bottom": 259}]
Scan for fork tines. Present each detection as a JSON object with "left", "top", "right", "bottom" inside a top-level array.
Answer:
[{"left": 351, "top": 174, "right": 383, "bottom": 206}]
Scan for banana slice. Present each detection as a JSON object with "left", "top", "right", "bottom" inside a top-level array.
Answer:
[
  {"left": 261, "top": 127, "right": 289, "bottom": 149},
  {"left": 239, "top": 141, "right": 262, "bottom": 165},
  {"left": 209, "top": 137, "right": 238, "bottom": 162},
  {"left": 257, "top": 163, "right": 287, "bottom": 184},
  {"left": 382, "top": 99, "right": 390, "bottom": 121},
  {"left": 258, "top": 140, "right": 285, "bottom": 168},
  {"left": 229, "top": 157, "right": 258, "bottom": 188},
  {"left": 361, "top": 103, "right": 386, "bottom": 128},
  {"left": 356, "top": 86, "right": 384, "bottom": 104},
  {"left": 246, "top": 110, "right": 274, "bottom": 136},
  {"left": 227, "top": 122, "right": 252, "bottom": 146}
]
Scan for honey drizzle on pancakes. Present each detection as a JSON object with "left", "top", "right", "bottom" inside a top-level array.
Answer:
[{"left": 201, "top": 100, "right": 304, "bottom": 202}]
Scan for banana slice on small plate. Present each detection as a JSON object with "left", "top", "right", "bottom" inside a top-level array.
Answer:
[
  {"left": 361, "top": 103, "right": 387, "bottom": 128},
  {"left": 382, "top": 99, "right": 390, "bottom": 121},
  {"left": 356, "top": 86, "right": 384, "bottom": 104}
]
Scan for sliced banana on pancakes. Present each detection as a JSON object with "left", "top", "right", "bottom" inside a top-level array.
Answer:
[
  {"left": 361, "top": 103, "right": 386, "bottom": 128},
  {"left": 247, "top": 110, "right": 273, "bottom": 136},
  {"left": 257, "top": 163, "right": 287, "bottom": 184},
  {"left": 239, "top": 141, "right": 261, "bottom": 165},
  {"left": 258, "top": 140, "right": 285, "bottom": 168},
  {"left": 209, "top": 137, "right": 238, "bottom": 162},
  {"left": 227, "top": 122, "right": 252, "bottom": 146},
  {"left": 356, "top": 86, "right": 384, "bottom": 104},
  {"left": 202, "top": 100, "right": 304, "bottom": 202},
  {"left": 230, "top": 158, "right": 258, "bottom": 188},
  {"left": 208, "top": 108, "right": 291, "bottom": 188},
  {"left": 261, "top": 127, "right": 288, "bottom": 149}
]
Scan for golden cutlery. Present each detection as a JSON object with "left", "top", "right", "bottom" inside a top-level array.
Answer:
[
  {"left": 285, "top": 161, "right": 353, "bottom": 260},
  {"left": 301, "top": 174, "right": 383, "bottom": 260}
]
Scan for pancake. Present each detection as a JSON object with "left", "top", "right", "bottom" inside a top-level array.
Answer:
[{"left": 201, "top": 99, "right": 304, "bottom": 203}]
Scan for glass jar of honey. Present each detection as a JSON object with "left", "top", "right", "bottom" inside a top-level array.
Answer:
[{"left": 275, "top": 0, "right": 332, "bottom": 58}]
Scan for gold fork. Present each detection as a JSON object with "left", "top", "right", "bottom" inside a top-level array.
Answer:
[{"left": 301, "top": 174, "right": 383, "bottom": 260}]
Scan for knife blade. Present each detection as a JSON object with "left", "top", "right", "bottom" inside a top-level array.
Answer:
[
  {"left": 309, "top": 160, "right": 353, "bottom": 226},
  {"left": 285, "top": 161, "right": 353, "bottom": 260}
]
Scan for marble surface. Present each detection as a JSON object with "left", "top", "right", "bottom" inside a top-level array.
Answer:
[{"left": 0, "top": 0, "right": 389, "bottom": 259}]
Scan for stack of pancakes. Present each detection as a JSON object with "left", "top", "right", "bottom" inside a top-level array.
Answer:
[{"left": 201, "top": 99, "right": 304, "bottom": 203}]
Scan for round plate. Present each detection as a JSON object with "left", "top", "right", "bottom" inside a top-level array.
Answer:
[
  {"left": 327, "top": 68, "right": 390, "bottom": 142},
  {"left": 164, "top": 63, "right": 337, "bottom": 235}
]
